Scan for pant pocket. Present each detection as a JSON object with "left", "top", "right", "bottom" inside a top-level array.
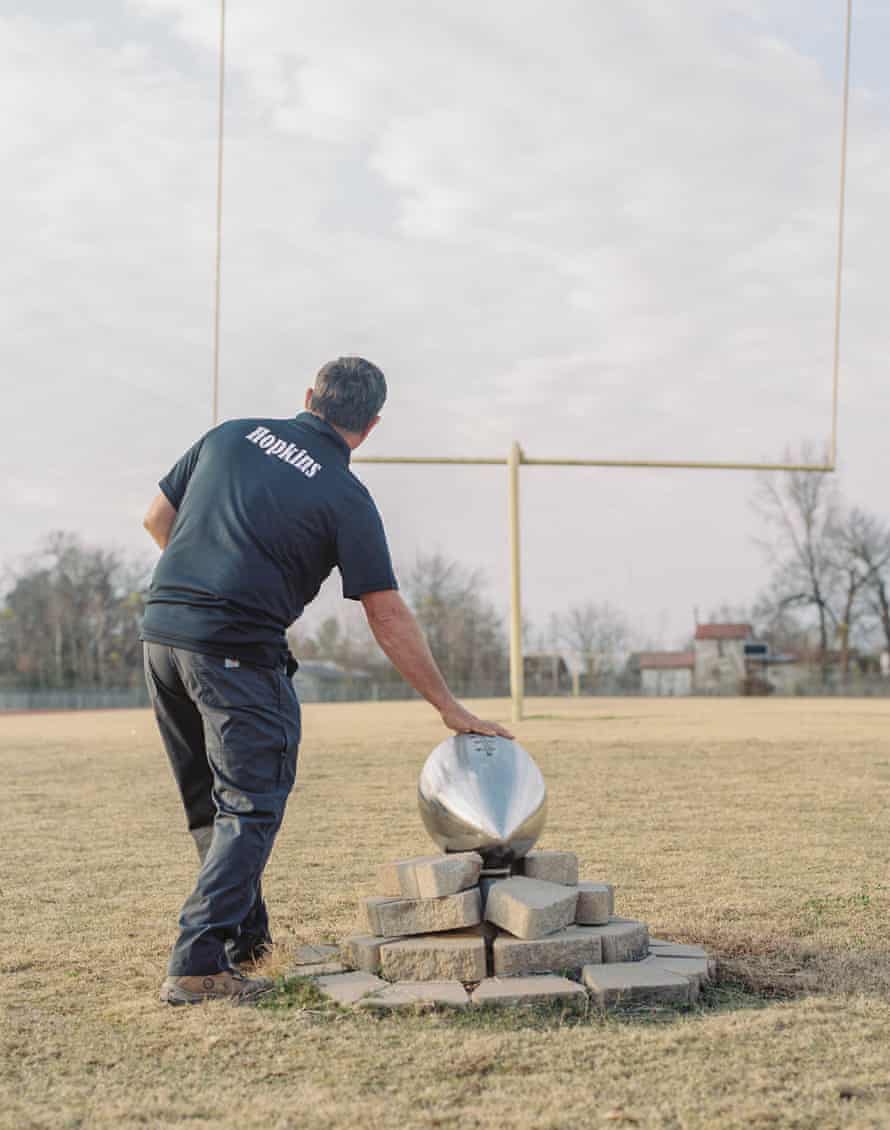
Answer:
[{"left": 179, "top": 652, "right": 289, "bottom": 800}]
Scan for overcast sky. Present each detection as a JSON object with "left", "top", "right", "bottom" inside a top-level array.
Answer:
[{"left": 2, "top": 1, "right": 888, "bottom": 648}]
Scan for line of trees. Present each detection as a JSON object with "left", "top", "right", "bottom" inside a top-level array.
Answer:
[
  {"left": 291, "top": 552, "right": 511, "bottom": 697},
  {"left": 532, "top": 603, "right": 630, "bottom": 688},
  {"left": 2, "top": 450, "right": 888, "bottom": 695},
  {"left": 0, "top": 532, "right": 147, "bottom": 690},
  {"left": 0, "top": 541, "right": 518, "bottom": 695},
  {"left": 291, "top": 561, "right": 636, "bottom": 695}
]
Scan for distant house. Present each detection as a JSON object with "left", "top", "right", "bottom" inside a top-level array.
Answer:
[
  {"left": 523, "top": 652, "right": 573, "bottom": 695},
  {"left": 634, "top": 619, "right": 887, "bottom": 697},
  {"left": 748, "top": 651, "right": 802, "bottom": 694},
  {"left": 638, "top": 651, "right": 694, "bottom": 697},
  {"left": 693, "top": 623, "right": 752, "bottom": 693},
  {"left": 637, "top": 622, "right": 790, "bottom": 696}
]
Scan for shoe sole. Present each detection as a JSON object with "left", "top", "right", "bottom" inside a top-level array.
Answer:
[{"left": 160, "top": 983, "right": 275, "bottom": 1007}]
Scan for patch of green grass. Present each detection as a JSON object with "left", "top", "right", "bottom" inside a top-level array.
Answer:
[
  {"left": 258, "top": 975, "right": 334, "bottom": 1013},
  {"left": 802, "top": 889, "right": 874, "bottom": 926},
  {"left": 257, "top": 978, "right": 772, "bottom": 1033}
]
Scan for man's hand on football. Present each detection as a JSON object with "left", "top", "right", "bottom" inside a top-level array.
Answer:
[{"left": 439, "top": 701, "right": 514, "bottom": 739}]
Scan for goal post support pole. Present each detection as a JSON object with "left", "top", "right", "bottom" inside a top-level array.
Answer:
[{"left": 508, "top": 442, "right": 524, "bottom": 725}]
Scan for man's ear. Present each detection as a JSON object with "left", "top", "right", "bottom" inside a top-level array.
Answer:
[{"left": 304, "top": 387, "right": 314, "bottom": 410}]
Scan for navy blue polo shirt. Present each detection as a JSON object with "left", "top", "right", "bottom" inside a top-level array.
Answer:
[{"left": 141, "top": 412, "right": 398, "bottom": 668}]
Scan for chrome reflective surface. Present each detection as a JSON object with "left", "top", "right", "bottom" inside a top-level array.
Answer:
[{"left": 417, "top": 734, "right": 547, "bottom": 867}]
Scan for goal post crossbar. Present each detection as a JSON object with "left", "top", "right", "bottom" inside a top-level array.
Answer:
[
  {"left": 353, "top": 447, "right": 835, "bottom": 724},
  {"left": 354, "top": 455, "right": 835, "bottom": 473}
]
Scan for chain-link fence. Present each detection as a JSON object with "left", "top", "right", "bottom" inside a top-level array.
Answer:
[{"left": 0, "top": 688, "right": 151, "bottom": 712}]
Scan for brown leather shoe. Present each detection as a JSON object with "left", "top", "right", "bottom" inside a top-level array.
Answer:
[{"left": 160, "top": 969, "right": 275, "bottom": 1006}]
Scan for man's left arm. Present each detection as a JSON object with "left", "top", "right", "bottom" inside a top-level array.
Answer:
[
  {"left": 143, "top": 432, "right": 209, "bottom": 550},
  {"left": 143, "top": 493, "right": 177, "bottom": 550}
]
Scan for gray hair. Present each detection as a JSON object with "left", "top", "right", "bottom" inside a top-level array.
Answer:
[{"left": 310, "top": 356, "right": 387, "bottom": 433}]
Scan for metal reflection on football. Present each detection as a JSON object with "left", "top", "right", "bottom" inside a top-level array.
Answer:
[{"left": 417, "top": 733, "right": 547, "bottom": 867}]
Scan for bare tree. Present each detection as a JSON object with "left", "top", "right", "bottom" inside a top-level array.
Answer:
[
  {"left": 313, "top": 616, "right": 342, "bottom": 659},
  {"left": 837, "top": 508, "right": 890, "bottom": 659},
  {"left": 287, "top": 612, "right": 379, "bottom": 677},
  {"left": 289, "top": 552, "right": 510, "bottom": 696},
  {"left": 559, "top": 601, "right": 629, "bottom": 688},
  {"left": 754, "top": 449, "right": 843, "bottom": 683},
  {"left": 827, "top": 508, "right": 887, "bottom": 676},
  {"left": 401, "top": 552, "right": 508, "bottom": 696},
  {"left": 750, "top": 598, "right": 812, "bottom": 655},
  {"left": 0, "top": 532, "right": 147, "bottom": 689}
]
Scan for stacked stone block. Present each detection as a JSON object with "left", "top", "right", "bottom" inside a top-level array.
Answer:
[
  {"left": 518, "top": 850, "right": 579, "bottom": 886},
  {"left": 484, "top": 876, "right": 578, "bottom": 939},
  {"left": 379, "top": 851, "right": 483, "bottom": 900},
  {"left": 292, "top": 848, "right": 716, "bottom": 1012},
  {"left": 365, "top": 888, "right": 482, "bottom": 937},
  {"left": 380, "top": 932, "right": 487, "bottom": 982}
]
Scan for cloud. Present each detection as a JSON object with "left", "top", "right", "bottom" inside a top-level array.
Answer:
[{"left": 2, "top": 1, "right": 888, "bottom": 642}]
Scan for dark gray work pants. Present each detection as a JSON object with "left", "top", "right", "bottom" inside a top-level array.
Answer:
[{"left": 143, "top": 643, "right": 300, "bottom": 976}]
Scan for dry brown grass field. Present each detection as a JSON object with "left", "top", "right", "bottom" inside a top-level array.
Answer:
[{"left": 3, "top": 697, "right": 890, "bottom": 1130}]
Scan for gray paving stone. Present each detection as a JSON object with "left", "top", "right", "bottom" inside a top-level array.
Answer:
[
  {"left": 582, "top": 961, "right": 693, "bottom": 1008},
  {"left": 645, "top": 954, "right": 715, "bottom": 988},
  {"left": 520, "top": 850, "right": 579, "bottom": 886},
  {"left": 484, "top": 877, "right": 578, "bottom": 940},
  {"left": 293, "top": 943, "right": 340, "bottom": 965},
  {"left": 366, "top": 888, "right": 482, "bottom": 937},
  {"left": 472, "top": 975, "right": 588, "bottom": 1012},
  {"left": 339, "top": 933, "right": 403, "bottom": 973},
  {"left": 312, "top": 971, "right": 388, "bottom": 1006},
  {"left": 575, "top": 882, "right": 614, "bottom": 926},
  {"left": 596, "top": 917, "right": 649, "bottom": 963},
  {"left": 648, "top": 940, "right": 716, "bottom": 978},
  {"left": 379, "top": 852, "right": 483, "bottom": 900},
  {"left": 493, "top": 925, "right": 603, "bottom": 975},
  {"left": 648, "top": 939, "right": 710, "bottom": 957},
  {"left": 285, "top": 961, "right": 346, "bottom": 978},
  {"left": 380, "top": 931, "right": 487, "bottom": 982},
  {"left": 357, "top": 981, "right": 470, "bottom": 1011}
]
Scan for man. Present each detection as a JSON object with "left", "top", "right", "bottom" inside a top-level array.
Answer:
[{"left": 141, "top": 356, "right": 512, "bottom": 1006}]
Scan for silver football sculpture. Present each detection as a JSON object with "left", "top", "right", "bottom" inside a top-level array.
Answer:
[{"left": 417, "top": 733, "right": 547, "bottom": 867}]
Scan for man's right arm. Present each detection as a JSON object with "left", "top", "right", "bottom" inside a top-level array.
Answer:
[{"left": 360, "top": 589, "right": 513, "bottom": 738}]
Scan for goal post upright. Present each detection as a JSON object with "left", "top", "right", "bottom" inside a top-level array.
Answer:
[{"left": 508, "top": 442, "right": 524, "bottom": 724}]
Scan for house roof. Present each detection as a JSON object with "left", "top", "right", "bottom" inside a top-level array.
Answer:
[
  {"left": 694, "top": 623, "right": 752, "bottom": 641},
  {"left": 638, "top": 651, "right": 695, "bottom": 670}
]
